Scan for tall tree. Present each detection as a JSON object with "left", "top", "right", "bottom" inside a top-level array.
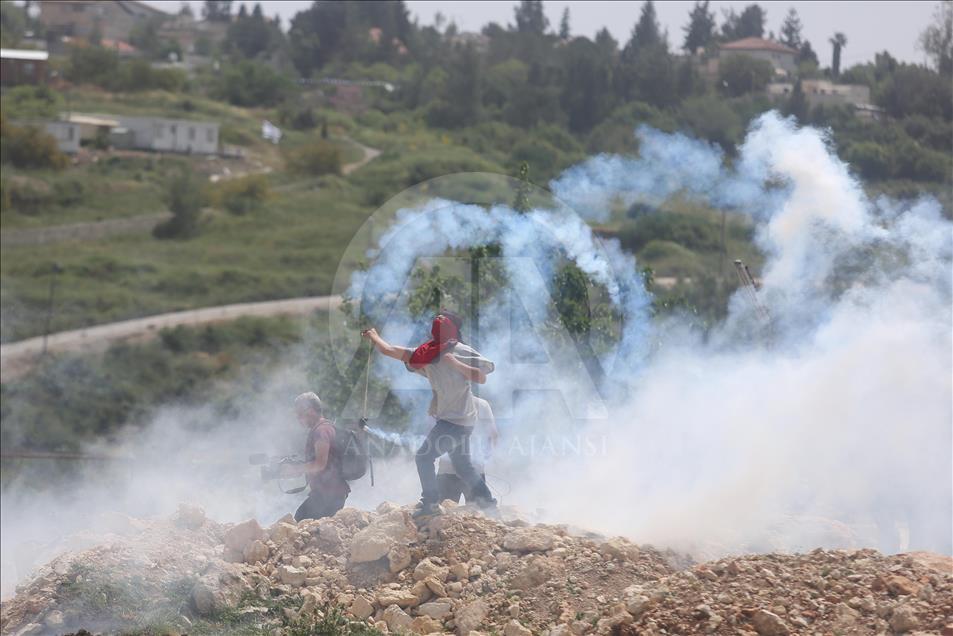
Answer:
[
  {"left": 829, "top": 31, "right": 847, "bottom": 76},
  {"left": 288, "top": 1, "right": 349, "bottom": 76},
  {"left": 786, "top": 78, "right": 808, "bottom": 120},
  {"left": 559, "top": 7, "right": 570, "bottom": 39},
  {"left": 779, "top": 8, "right": 802, "bottom": 49},
  {"left": 628, "top": 0, "right": 662, "bottom": 53},
  {"left": 202, "top": 0, "right": 233, "bottom": 22},
  {"left": 721, "top": 4, "right": 765, "bottom": 40},
  {"left": 594, "top": 27, "right": 618, "bottom": 56},
  {"left": 797, "top": 40, "right": 819, "bottom": 66},
  {"left": 561, "top": 38, "right": 613, "bottom": 132},
  {"left": 226, "top": 2, "right": 276, "bottom": 59},
  {"left": 919, "top": 0, "right": 953, "bottom": 75},
  {"left": 682, "top": 0, "right": 716, "bottom": 53},
  {"left": 513, "top": 0, "right": 548, "bottom": 36}
]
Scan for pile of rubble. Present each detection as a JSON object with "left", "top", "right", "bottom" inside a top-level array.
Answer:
[{"left": 2, "top": 501, "right": 951, "bottom": 635}]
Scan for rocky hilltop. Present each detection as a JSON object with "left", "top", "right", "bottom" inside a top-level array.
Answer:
[{"left": 1, "top": 502, "right": 951, "bottom": 635}]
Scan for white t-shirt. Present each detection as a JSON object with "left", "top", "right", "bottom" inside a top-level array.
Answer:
[
  {"left": 438, "top": 396, "right": 495, "bottom": 475},
  {"left": 405, "top": 343, "right": 494, "bottom": 428}
]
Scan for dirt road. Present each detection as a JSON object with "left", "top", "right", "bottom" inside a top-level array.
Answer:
[{"left": 0, "top": 295, "right": 342, "bottom": 380}]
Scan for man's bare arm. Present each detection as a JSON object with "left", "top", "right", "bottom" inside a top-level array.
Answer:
[
  {"left": 442, "top": 352, "right": 488, "bottom": 384},
  {"left": 279, "top": 438, "right": 330, "bottom": 477},
  {"left": 362, "top": 328, "right": 412, "bottom": 362}
]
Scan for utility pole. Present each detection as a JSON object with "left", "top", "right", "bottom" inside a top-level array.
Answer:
[
  {"left": 470, "top": 251, "right": 480, "bottom": 351},
  {"left": 41, "top": 262, "right": 62, "bottom": 356}
]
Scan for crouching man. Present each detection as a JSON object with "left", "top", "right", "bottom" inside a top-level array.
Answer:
[{"left": 282, "top": 392, "right": 350, "bottom": 521}]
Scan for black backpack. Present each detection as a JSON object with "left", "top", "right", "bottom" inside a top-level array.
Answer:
[{"left": 331, "top": 422, "right": 371, "bottom": 482}]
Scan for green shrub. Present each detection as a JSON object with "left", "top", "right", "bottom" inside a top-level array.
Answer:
[
  {"left": 0, "top": 116, "right": 68, "bottom": 170},
  {"left": 153, "top": 170, "right": 205, "bottom": 239},
  {"left": 285, "top": 140, "right": 342, "bottom": 176},
  {"left": 678, "top": 95, "right": 744, "bottom": 151},
  {"left": 278, "top": 103, "right": 318, "bottom": 130},
  {"left": 219, "top": 125, "right": 255, "bottom": 146},
  {"left": 2, "top": 175, "right": 53, "bottom": 212},
  {"left": 508, "top": 138, "right": 563, "bottom": 181},
  {"left": 65, "top": 45, "right": 186, "bottom": 92},
  {"left": 214, "top": 174, "right": 269, "bottom": 215},
  {"left": 53, "top": 177, "right": 86, "bottom": 207},
  {"left": 846, "top": 142, "right": 892, "bottom": 180},
  {"left": 212, "top": 60, "right": 293, "bottom": 107},
  {"left": 113, "top": 59, "right": 186, "bottom": 92},
  {"left": 1, "top": 85, "right": 63, "bottom": 120},
  {"left": 618, "top": 212, "right": 723, "bottom": 253},
  {"left": 66, "top": 44, "right": 119, "bottom": 86}
]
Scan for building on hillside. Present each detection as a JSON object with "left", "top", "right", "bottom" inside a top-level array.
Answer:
[
  {"left": 768, "top": 80, "right": 877, "bottom": 117},
  {"left": 719, "top": 37, "right": 798, "bottom": 77},
  {"left": 853, "top": 103, "right": 886, "bottom": 122},
  {"left": 0, "top": 49, "right": 49, "bottom": 86},
  {"left": 44, "top": 121, "right": 82, "bottom": 153},
  {"left": 327, "top": 85, "right": 366, "bottom": 114},
  {"left": 50, "top": 113, "right": 220, "bottom": 154},
  {"left": 157, "top": 12, "right": 229, "bottom": 56},
  {"left": 114, "top": 116, "right": 219, "bottom": 154},
  {"left": 448, "top": 31, "right": 490, "bottom": 54},
  {"left": 60, "top": 35, "right": 139, "bottom": 57},
  {"left": 63, "top": 113, "right": 120, "bottom": 144},
  {"left": 37, "top": 1, "right": 167, "bottom": 43}
]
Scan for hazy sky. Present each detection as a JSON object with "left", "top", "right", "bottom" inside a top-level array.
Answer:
[{"left": 145, "top": 1, "right": 939, "bottom": 68}]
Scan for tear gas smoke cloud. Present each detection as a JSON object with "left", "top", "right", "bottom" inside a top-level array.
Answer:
[
  {"left": 2, "top": 112, "right": 950, "bottom": 595},
  {"left": 346, "top": 111, "right": 952, "bottom": 555}
]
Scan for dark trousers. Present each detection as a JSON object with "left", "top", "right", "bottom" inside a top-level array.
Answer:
[
  {"left": 437, "top": 472, "right": 487, "bottom": 504},
  {"left": 416, "top": 419, "right": 494, "bottom": 506},
  {"left": 294, "top": 488, "right": 347, "bottom": 522}
]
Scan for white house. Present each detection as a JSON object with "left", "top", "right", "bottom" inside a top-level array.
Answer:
[
  {"left": 44, "top": 121, "right": 82, "bottom": 153},
  {"left": 117, "top": 116, "right": 219, "bottom": 154},
  {"left": 53, "top": 113, "right": 220, "bottom": 154}
]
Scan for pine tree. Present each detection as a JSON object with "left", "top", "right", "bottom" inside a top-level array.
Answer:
[
  {"left": 513, "top": 0, "right": 548, "bottom": 36},
  {"left": 202, "top": 0, "right": 233, "bottom": 22},
  {"left": 722, "top": 4, "right": 764, "bottom": 40},
  {"left": 779, "top": 8, "right": 802, "bottom": 49},
  {"left": 682, "top": 0, "right": 715, "bottom": 54},
  {"left": 629, "top": 0, "right": 662, "bottom": 53},
  {"left": 559, "top": 7, "right": 570, "bottom": 39},
  {"left": 919, "top": 0, "right": 953, "bottom": 75},
  {"left": 798, "top": 40, "right": 819, "bottom": 66}
]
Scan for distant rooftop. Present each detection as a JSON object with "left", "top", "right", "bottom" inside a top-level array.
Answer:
[
  {"left": 720, "top": 38, "right": 797, "bottom": 55},
  {"left": 0, "top": 48, "right": 49, "bottom": 61}
]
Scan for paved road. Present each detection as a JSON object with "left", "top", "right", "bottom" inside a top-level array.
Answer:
[{"left": 0, "top": 295, "right": 342, "bottom": 380}]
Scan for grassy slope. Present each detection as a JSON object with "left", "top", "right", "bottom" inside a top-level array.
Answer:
[{"left": 1, "top": 86, "right": 772, "bottom": 341}]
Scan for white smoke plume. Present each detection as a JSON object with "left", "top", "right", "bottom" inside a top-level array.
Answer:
[
  {"left": 2, "top": 112, "right": 950, "bottom": 596},
  {"left": 347, "top": 111, "right": 952, "bottom": 555}
]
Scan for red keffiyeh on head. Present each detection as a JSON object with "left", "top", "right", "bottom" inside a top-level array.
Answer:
[{"left": 409, "top": 314, "right": 460, "bottom": 369}]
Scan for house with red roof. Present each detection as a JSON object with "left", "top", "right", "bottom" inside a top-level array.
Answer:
[{"left": 719, "top": 37, "right": 798, "bottom": 77}]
